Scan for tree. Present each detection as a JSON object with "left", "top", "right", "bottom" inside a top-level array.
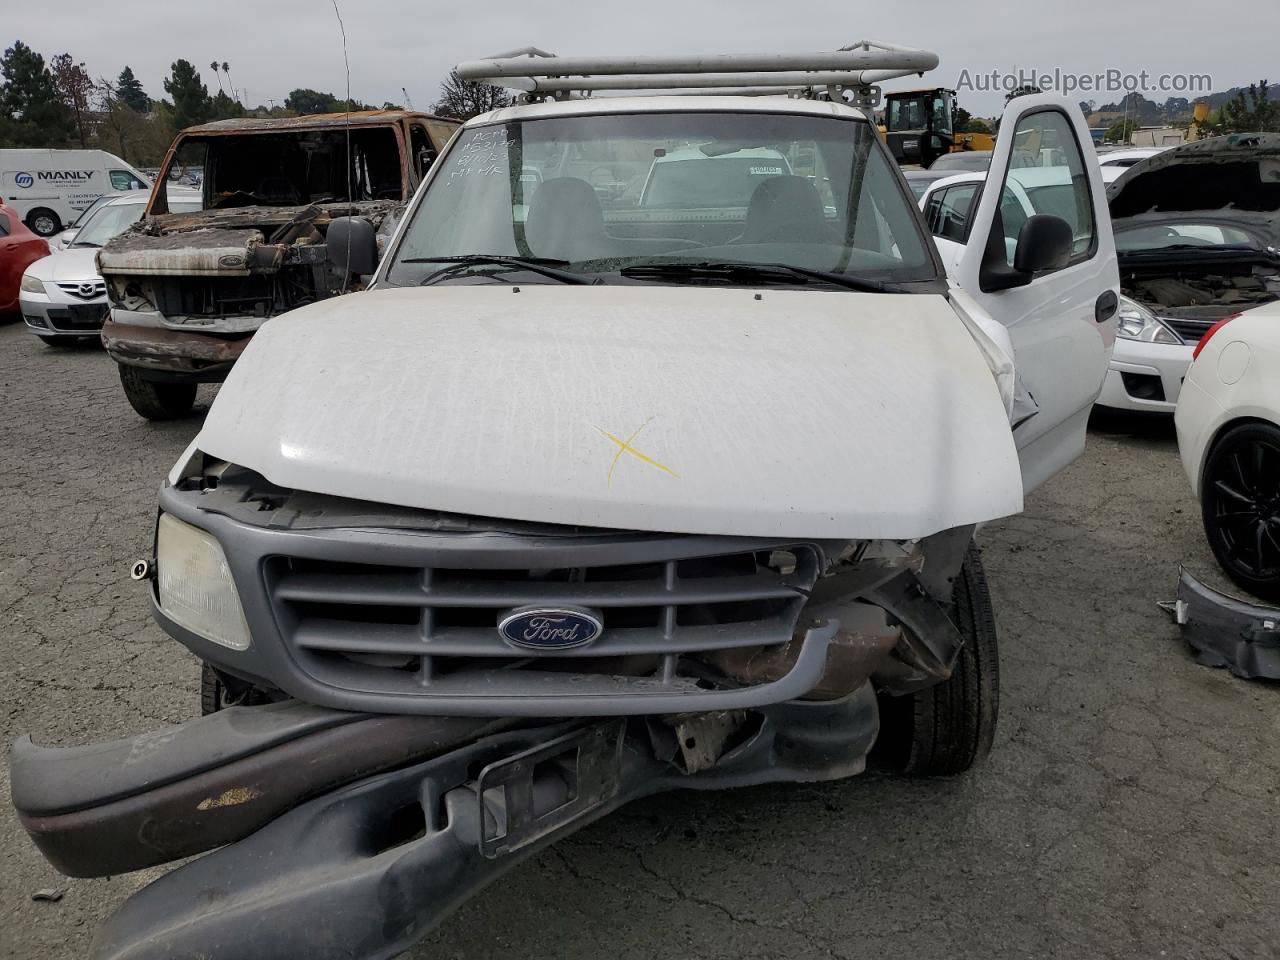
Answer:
[
  {"left": 1198, "top": 79, "right": 1278, "bottom": 138},
  {"left": 164, "top": 59, "right": 209, "bottom": 130},
  {"left": 286, "top": 87, "right": 342, "bottom": 114},
  {"left": 116, "top": 65, "right": 149, "bottom": 112},
  {"left": 0, "top": 41, "right": 76, "bottom": 147},
  {"left": 1104, "top": 118, "right": 1136, "bottom": 143},
  {"left": 94, "top": 75, "right": 173, "bottom": 165},
  {"left": 432, "top": 69, "right": 511, "bottom": 120},
  {"left": 208, "top": 90, "right": 244, "bottom": 121},
  {"left": 953, "top": 105, "right": 990, "bottom": 134},
  {"left": 50, "top": 53, "right": 94, "bottom": 148},
  {"left": 210, "top": 61, "right": 225, "bottom": 95}
]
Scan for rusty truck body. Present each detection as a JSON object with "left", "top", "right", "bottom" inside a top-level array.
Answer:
[{"left": 99, "top": 110, "right": 459, "bottom": 419}]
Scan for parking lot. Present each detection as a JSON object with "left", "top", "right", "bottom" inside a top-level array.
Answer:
[{"left": 1, "top": 320, "right": 1276, "bottom": 960}]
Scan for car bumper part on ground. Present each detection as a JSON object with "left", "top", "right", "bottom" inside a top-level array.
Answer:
[
  {"left": 1094, "top": 340, "right": 1193, "bottom": 414},
  {"left": 19, "top": 293, "right": 109, "bottom": 338},
  {"left": 12, "top": 691, "right": 878, "bottom": 960},
  {"left": 1161, "top": 568, "right": 1280, "bottom": 680},
  {"left": 100, "top": 315, "right": 249, "bottom": 381}
]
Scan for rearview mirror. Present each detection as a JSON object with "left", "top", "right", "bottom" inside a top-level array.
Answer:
[{"left": 326, "top": 216, "right": 379, "bottom": 277}]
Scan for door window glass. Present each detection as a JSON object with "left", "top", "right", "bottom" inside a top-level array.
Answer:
[
  {"left": 997, "top": 110, "right": 1095, "bottom": 268},
  {"left": 925, "top": 183, "right": 977, "bottom": 242},
  {"left": 109, "top": 170, "right": 146, "bottom": 191}
]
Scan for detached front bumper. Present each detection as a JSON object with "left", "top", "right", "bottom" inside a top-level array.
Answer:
[
  {"left": 12, "top": 692, "right": 879, "bottom": 960},
  {"left": 101, "top": 315, "right": 251, "bottom": 381}
]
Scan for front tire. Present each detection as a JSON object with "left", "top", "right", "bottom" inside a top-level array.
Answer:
[
  {"left": 873, "top": 542, "right": 1000, "bottom": 777},
  {"left": 1200, "top": 422, "right": 1280, "bottom": 603},
  {"left": 118, "top": 364, "right": 197, "bottom": 420}
]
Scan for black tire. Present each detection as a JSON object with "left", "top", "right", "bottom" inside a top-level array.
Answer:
[
  {"left": 118, "top": 364, "right": 197, "bottom": 420},
  {"left": 872, "top": 542, "right": 1000, "bottom": 777},
  {"left": 200, "top": 662, "right": 276, "bottom": 715},
  {"left": 26, "top": 208, "right": 61, "bottom": 237},
  {"left": 1200, "top": 421, "right": 1280, "bottom": 603}
]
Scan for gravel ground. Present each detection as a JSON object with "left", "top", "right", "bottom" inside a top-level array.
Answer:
[{"left": 1, "top": 320, "right": 1276, "bottom": 960}]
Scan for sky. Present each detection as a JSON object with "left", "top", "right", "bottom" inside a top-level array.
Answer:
[{"left": 7, "top": 0, "right": 1277, "bottom": 117}]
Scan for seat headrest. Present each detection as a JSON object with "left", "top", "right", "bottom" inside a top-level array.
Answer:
[
  {"left": 741, "top": 176, "right": 826, "bottom": 244},
  {"left": 525, "top": 177, "right": 606, "bottom": 260}
]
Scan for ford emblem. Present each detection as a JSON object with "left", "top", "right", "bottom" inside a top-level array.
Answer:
[{"left": 498, "top": 606, "right": 604, "bottom": 650}]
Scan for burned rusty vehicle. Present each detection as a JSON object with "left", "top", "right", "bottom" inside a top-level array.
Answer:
[
  {"left": 99, "top": 110, "right": 459, "bottom": 420},
  {"left": 12, "top": 45, "right": 1119, "bottom": 960},
  {"left": 1108, "top": 133, "right": 1280, "bottom": 342}
]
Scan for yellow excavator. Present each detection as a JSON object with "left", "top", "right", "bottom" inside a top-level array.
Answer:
[{"left": 880, "top": 88, "right": 995, "bottom": 167}]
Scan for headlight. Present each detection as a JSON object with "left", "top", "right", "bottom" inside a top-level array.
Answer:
[
  {"left": 20, "top": 274, "right": 45, "bottom": 294},
  {"left": 156, "top": 513, "right": 251, "bottom": 650},
  {"left": 1116, "top": 296, "right": 1181, "bottom": 344}
]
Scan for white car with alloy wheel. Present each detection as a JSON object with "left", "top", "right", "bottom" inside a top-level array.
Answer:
[{"left": 1175, "top": 302, "right": 1280, "bottom": 602}]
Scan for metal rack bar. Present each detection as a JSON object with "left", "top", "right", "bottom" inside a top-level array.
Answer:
[{"left": 455, "top": 41, "right": 938, "bottom": 99}]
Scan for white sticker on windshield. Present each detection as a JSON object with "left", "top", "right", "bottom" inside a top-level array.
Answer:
[{"left": 749, "top": 166, "right": 784, "bottom": 176}]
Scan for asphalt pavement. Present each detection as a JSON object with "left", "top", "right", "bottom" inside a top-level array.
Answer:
[{"left": 1, "top": 322, "right": 1275, "bottom": 960}]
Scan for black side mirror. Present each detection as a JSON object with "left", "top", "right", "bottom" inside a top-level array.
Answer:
[
  {"left": 1013, "top": 214, "right": 1073, "bottom": 274},
  {"left": 326, "top": 216, "right": 379, "bottom": 277},
  {"left": 979, "top": 213, "right": 1073, "bottom": 292}
]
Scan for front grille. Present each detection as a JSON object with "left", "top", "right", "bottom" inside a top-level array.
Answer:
[
  {"left": 1162, "top": 316, "right": 1214, "bottom": 343},
  {"left": 56, "top": 280, "right": 106, "bottom": 300},
  {"left": 265, "top": 542, "right": 821, "bottom": 699}
]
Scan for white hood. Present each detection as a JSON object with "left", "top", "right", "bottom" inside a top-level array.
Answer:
[
  {"left": 26, "top": 247, "right": 101, "bottom": 284},
  {"left": 194, "top": 285, "right": 1024, "bottom": 539}
]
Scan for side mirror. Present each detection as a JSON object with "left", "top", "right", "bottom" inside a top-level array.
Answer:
[
  {"left": 1013, "top": 214, "right": 1073, "bottom": 274},
  {"left": 326, "top": 216, "right": 379, "bottom": 277},
  {"left": 979, "top": 214, "right": 1073, "bottom": 293}
]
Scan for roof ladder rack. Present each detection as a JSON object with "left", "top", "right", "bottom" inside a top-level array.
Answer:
[{"left": 455, "top": 41, "right": 939, "bottom": 112}]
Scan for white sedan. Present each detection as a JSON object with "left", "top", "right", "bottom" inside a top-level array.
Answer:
[
  {"left": 18, "top": 190, "right": 199, "bottom": 345},
  {"left": 1175, "top": 302, "right": 1280, "bottom": 601}
]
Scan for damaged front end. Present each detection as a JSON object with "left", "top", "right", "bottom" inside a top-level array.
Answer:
[{"left": 99, "top": 202, "right": 401, "bottom": 380}]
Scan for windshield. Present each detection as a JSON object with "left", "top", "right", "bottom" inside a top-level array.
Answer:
[
  {"left": 72, "top": 199, "right": 200, "bottom": 247},
  {"left": 385, "top": 111, "right": 936, "bottom": 287},
  {"left": 930, "top": 152, "right": 990, "bottom": 172},
  {"left": 1115, "top": 221, "right": 1264, "bottom": 253},
  {"left": 69, "top": 194, "right": 115, "bottom": 229}
]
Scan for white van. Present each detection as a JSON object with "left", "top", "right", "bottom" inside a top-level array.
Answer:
[{"left": 0, "top": 149, "right": 151, "bottom": 237}]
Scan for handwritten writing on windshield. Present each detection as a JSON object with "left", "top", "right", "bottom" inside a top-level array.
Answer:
[{"left": 448, "top": 129, "right": 512, "bottom": 181}]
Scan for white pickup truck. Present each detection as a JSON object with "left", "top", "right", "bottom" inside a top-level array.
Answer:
[{"left": 12, "top": 44, "right": 1118, "bottom": 960}]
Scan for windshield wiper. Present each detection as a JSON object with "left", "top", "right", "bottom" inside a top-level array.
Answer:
[
  {"left": 403, "top": 255, "right": 596, "bottom": 286},
  {"left": 619, "top": 261, "right": 897, "bottom": 293}
]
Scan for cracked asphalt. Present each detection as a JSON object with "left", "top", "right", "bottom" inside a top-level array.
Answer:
[{"left": 1, "top": 320, "right": 1277, "bottom": 960}]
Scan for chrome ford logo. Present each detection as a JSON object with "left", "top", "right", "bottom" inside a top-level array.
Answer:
[{"left": 498, "top": 607, "right": 603, "bottom": 650}]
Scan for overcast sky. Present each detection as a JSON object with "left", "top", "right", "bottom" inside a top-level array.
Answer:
[{"left": 9, "top": 0, "right": 1276, "bottom": 116}]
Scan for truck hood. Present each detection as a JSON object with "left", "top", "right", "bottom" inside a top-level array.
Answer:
[
  {"left": 193, "top": 285, "right": 1024, "bottom": 539},
  {"left": 98, "top": 200, "right": 402, "bottom": 278}
]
